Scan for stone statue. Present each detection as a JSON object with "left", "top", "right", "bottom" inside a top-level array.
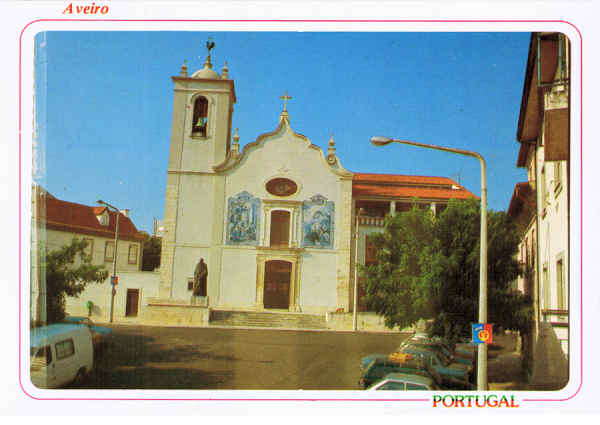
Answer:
[{"left": 193, "top": 258, "right": 208, "bottom": 296}]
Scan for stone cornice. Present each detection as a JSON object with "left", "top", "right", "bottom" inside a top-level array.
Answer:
[
  {"left": 262, "top": 199, "right": 302, "bottom": 208},
  {"left": 167, "top": 169, "right": 216, "bottom": 176}
]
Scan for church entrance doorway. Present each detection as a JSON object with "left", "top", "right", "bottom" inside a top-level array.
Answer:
[{"left": 263, "top": 260, "right": 291, "bottom": 309}]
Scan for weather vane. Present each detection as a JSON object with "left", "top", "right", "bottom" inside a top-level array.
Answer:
[{"left": 206, "top": 37, "right": 215, "bottom": 55}]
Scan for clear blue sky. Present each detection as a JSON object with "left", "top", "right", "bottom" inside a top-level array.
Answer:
[{"left": 35, "top": 31, "right": 530, "bottom": 234}]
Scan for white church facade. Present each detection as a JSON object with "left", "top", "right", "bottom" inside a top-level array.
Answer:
[
  {"left": 57, "top": 48, "right": 476, "bottom": 329},
  {"left": 144, "top": 50, "right": 477, "bottom": 328}
]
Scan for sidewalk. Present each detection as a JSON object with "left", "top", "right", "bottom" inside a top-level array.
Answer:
[
  {"left": 488, "top": 332, "right": 527, "bottom": 390},
  {"left": 487, "top": 331, "right": 568, "bottom": 391}
]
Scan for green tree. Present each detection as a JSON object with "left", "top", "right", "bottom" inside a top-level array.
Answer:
[
  {"left": 360, "top": 198, "right": 532, "bottom": 342},
  {"left": 359, "top": 203, "right": 435, "bottom": 329},
  {"left": 141, "top": 233, "right": 162, "bottom": 271},
  {"left": 45, "top": 238, "right": 109, "bottom": 323}
]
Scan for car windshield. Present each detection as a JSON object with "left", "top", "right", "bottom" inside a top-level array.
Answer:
[{"left": 410, "top": 343, "right": 452, "bottom": 365}]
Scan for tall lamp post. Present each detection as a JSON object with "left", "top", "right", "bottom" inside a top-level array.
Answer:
[
  {"left": 98, "top": 199, "right": 120, "bottom": 324},
  {"left": 370, "top": 136, "right": 488, "bottom": 391},
  {"left": 353, "top": 208, "right": 364, "bottom": 331}
]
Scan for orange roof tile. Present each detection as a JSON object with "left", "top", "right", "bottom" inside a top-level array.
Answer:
[
  {"left": 352, "top": 173, "right": 478, "bottom": 200},
  {"left": 353, "top": 173, "right": 457, "bottom": 186},
  {"left": 41, "top": 193, "right": 144, "bottom": 242}
]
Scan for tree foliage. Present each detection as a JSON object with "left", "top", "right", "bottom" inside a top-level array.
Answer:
[
  {"left": 141, "top": 233, "right": 162, "bottom": 271},
  {"left": 359, "top": 198, "right": 532, "bottom": 342},
  {"left": 45, "top": 238, "right": 109, "bottom": 323},
  {"left": 360, "top": 205, "right": 435, "bottom": 329}
]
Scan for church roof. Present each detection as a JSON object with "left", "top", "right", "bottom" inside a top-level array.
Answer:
[
  {"left": 352, "top": 173, "right": 478, "bottom": 200},
  {"left": 40, "top": 192, "right": 144, "bottom": 242}
]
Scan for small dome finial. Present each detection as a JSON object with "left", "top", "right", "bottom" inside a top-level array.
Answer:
[
  {"left": 327, "top": 133, "right": 337, "bottom": 165},
  {"left": 222, "top": 61, "right": 229, "bottom": 79},
  {"left": 232, "top": 128, "right": 240, "bottom": 155},
  {"left": 180, "top": 60, "right": 188, "bottom": 77}
]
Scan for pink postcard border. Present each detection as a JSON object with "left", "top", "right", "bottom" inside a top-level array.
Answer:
[{"left": 18, "top": 18, "right": 583, "bottom": 405}]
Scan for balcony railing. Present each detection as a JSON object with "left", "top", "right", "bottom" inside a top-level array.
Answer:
[{"left": 358, "top": 216, "right": 385, "bottom": 227}]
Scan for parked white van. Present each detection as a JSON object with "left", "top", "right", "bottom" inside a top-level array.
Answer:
[{"left": 30, "top": 323, "right": 94, "bottom": 389}]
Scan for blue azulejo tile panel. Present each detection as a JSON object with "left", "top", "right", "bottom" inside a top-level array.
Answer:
[
  {"left": 226, "top": 191, "right": 261, "bottom": 246},
  {"left": 302, "top": 194, "right": 334, "bottom": 249}
]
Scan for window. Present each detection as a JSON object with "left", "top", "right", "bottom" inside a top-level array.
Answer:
[
  {"left": 192, "top": 96, "right": 208, "bottom": 136},
  {"left": 557, "top": 258, "right": 566, "bottom": 310},
  {"left": 541, "top": 166, "right": 548, "bottom": 212},
  {"left": 55, "top": 339, "right": 75, "bottom": 360},
  {"left": 554, "top": 162, "right": 563, "bottom": 193},
  {"left": 270, "top": 210, "right": 290, "bottom": 247},
  {"left": 365, "top": 235, "right": 378, "bottom": 265},
  {"left": 83, "top": 238, "right": 94, "bottom": 260},
  {"left": 104, "top": 241, "right": 115, "bottom": 262},
  {"left": 378, "top": 381, "right": 406, "bottom": 390},
  {"left": 128, "top": 244, "right": 138, "bottom": 264},
  {"left": 97, "top": 211, "right": 110, "bottom": 226},
  {"left": 405, "top": 383, "right": 429, "bottom": 391}
]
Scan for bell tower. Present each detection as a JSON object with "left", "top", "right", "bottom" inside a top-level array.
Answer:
[
  {"left": 159, "top": 42, "right": 236, "bottom": 300},
  {"left": 167, "top": 43, "right": 236, "bottom": 173}
]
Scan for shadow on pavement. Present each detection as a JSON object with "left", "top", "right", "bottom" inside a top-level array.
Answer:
[{"left": 68, "top": 330, "right": 236, "bottom": 389}]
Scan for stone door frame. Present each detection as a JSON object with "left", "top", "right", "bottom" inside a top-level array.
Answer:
[{"left": 255, "top": 247, "right": 303, "bottom": 311}]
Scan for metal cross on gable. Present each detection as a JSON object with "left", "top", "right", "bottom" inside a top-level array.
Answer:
[{"left": 280, "top": 90, "right": 292, "bottom": 112}]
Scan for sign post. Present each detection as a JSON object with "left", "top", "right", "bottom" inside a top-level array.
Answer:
[{"left": 472, "top": 323, "right": 493, "bottom": 345}]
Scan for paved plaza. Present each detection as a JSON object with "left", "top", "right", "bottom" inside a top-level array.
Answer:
[{"left": 70, "top": 324, "right": 407, "bottom": 390}]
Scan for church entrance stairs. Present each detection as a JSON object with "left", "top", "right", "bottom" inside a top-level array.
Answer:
[{"left": 208, "top": 309, "right": 328, "bottom": 330}]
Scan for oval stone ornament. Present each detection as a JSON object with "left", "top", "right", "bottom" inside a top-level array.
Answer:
[{"left": 266, "top": 178, "right": 298, "bottom": 197}]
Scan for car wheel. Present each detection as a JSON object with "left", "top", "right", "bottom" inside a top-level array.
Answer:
[{"left": 73, "top": 368, "right": 87, "bottom": 386}]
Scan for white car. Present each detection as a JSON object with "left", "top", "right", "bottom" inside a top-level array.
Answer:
[
  {"left": 30, "top": 323, "right": 94, "bottom": 389},
  {"left": 367, "top": 372, "right": 440, "bottom": 391}
]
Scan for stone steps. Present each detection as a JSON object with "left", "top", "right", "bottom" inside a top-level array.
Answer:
[{"left": 209, "top": 310, "right": 328, "bottom": 330}]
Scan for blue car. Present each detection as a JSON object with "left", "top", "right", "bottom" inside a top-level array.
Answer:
[
  {"left": 400, "top": 345, "right": 475, "bottom": 390},
  {"left": 400, "top": 339, "right": 474, "bottom": 368},
  {"left": 359, "top": 354, "right": 442, "bottom": 389}
]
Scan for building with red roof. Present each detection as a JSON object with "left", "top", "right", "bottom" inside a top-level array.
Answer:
[{"left": 33, "top": 185, "right": 145, "bottom": 273}]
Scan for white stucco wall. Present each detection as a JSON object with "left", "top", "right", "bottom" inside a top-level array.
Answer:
[
  {"left": 65, "top": 271, "right": 160, "bottom": 322},
  {"left": 175, "top": 176, "right": 217, "bottom": 246},
  {"left": 537, "top": 148, "right": 569, "bottom": 315},
  {"left": 220, "top": 123, "right": 346, "bottom": 312},
  {"left": 220, "top": 247, "right": 259, "bottom": 308},
  {"left": 46, "top": 229, "right": 142, "bottom": 272},
  {"left": 297, "top": 250, "right": 338, "bottom": 311}
]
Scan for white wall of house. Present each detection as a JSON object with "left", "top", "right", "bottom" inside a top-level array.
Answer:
[
  {"left": 65, "top": 271, "right": 160, "bottom": 322},
  {"left": 536, "top": 146, "right": 569, "bottom": 355},
  {"left": 46, "top": 229, "right": 142, "bottom": 273}
]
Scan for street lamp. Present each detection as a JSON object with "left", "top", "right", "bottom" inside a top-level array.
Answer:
[
  {"left": 97, "top": 199, "right": 120, "bottom": 324},
  {"left": 353, "top": 208, "right": 364, "bottom": 331},
  {"left": 370, "top": 136, "right": 488, "bottom": 391}
]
